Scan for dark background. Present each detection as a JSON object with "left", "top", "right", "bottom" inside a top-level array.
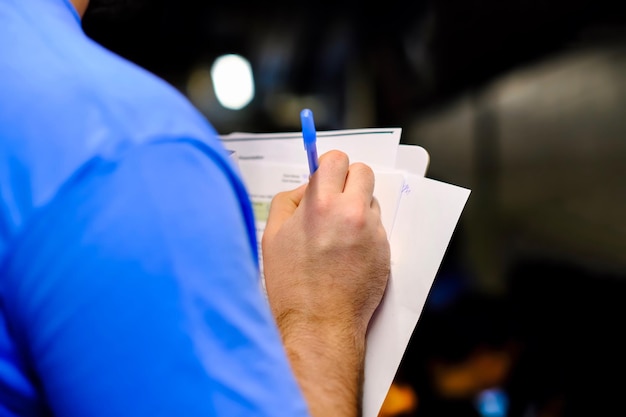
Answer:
[{"left": 83, "top": 1, "right": 626, "bottom": 416}]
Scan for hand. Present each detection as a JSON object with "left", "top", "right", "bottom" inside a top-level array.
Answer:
[{"left": 262, "top": 150, "right": 391, "bottom": 417}]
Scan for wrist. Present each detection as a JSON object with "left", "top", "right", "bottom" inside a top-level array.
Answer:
[
  {"left": 274, "top": 307, "right": 368, "bottom": 347},
  {"left": 276, "top": 311, "right": 367, "bottom": 417}
]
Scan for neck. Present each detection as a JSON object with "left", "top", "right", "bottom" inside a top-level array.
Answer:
[{"left": 71, "top": 0, "right": 89, "bottom": 18}]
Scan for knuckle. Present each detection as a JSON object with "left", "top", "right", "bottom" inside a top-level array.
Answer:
[
  {"left": 344, "top": 204, "right": 369, "bottom": 229},
  {"left": 327, "top": 149, "right": 349, "bottom": 161},
  {"left": 350, "top": 162, "right": 374, "bottom": 178},
  {"left": 321, "top": 150, "right": 349, "bottom": 168}
]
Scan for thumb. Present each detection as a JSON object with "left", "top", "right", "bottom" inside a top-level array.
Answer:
[{"left": 264, "top": 183, "right": 307, "bottom": 238}]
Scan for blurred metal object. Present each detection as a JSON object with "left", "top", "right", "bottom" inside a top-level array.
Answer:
[{"left": 405, "top": 43, "right": 626, "bottom": 291}]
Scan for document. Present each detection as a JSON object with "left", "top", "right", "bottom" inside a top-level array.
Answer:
[
  {"left": 222, "top": 128, "right": 402, "bottom": 169},
  {"left": 221, "top": 129, "right": 470, "bottom": 417}
]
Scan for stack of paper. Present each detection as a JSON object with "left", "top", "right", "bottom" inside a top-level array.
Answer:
[{"left": 220, "top": 128, "right": 471, "bottom": 417}]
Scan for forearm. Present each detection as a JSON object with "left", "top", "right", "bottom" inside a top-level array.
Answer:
[{"left": 277, "top": 314, "right": 366, "bottom": 417}]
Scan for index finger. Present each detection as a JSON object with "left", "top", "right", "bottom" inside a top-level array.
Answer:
[{"left": 264, "top": 183, "right": 307, "bottom": 238}]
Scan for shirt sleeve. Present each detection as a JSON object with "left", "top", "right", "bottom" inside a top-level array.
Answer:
[{"left": 1, "top": 140, "right": 310, "bottom": 417}]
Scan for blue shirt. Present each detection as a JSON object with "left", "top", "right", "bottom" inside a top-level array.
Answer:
[{"left": 0, "top": 0, "right": 309, "bottom": 415}]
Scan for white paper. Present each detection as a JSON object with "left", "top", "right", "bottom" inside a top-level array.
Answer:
[
  {"left": 395, "top": 144, "right": 430, "bottom": 176},
  {"left": 221, "top": 128, "right": 402, "bottom": 170},
  {"left": 362, "top": 175, "right": 470, "bottom": 417}
]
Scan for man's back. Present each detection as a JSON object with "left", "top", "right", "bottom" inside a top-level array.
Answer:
[
  {"left": 0, "top": 1, "right": 308, "bottom": 416},
  {"left": 0, "top": 0, "right": 225, "bottom": 255}
]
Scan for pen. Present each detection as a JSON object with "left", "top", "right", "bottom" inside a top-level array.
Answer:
[{"left": 300, "top": 108, "right": 319, "bottom": 175}]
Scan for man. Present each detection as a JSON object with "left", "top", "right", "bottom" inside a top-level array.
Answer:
[{"left": 0, "top": 0, "right": 390, "bottom": 416}]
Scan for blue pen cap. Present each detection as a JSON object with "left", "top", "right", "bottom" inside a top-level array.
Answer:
[{"left": 300, "top": 108, "right": 316, "bottom": 149}]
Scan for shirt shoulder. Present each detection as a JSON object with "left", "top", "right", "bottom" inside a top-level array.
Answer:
[{"left": 0, "top": 2, "right": 229, "bottom": 260}]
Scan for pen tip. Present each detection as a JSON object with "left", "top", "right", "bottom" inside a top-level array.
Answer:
[
  {"left": 300, "top": 108, "right": 312, "bottom": 119},
  {"left": 300, "top": 108, "right": 316, "bottom": 147},
  {"left": 300, "top": 108, "right": 315, "bottom": 129}
]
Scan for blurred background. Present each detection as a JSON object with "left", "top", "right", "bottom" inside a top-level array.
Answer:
[{"left": 83, "top": 1, "right": 626, "bottom": 416}]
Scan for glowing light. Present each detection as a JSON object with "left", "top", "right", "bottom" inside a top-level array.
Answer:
[
  {"left": 476, "top": 388, "right": 508, "bottom": 417},
  {"left": 210, "top": 54, "right": 255, "bottom": 110}
]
